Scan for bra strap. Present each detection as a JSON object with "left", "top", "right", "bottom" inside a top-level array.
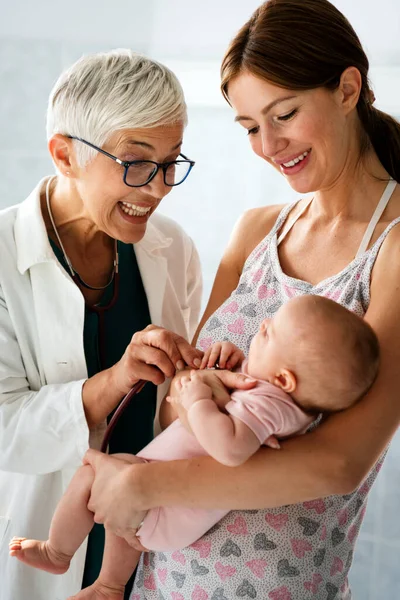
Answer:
[
  {"left": 277, "top": 195, "right": 313, "bottom": 246},
  {"left": 356, "top": 179, "right": 397, "bottom": 258}
]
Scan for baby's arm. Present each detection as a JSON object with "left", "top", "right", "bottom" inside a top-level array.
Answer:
[{"left": 177, "top": 371, "right": 261, "bottom": 466}]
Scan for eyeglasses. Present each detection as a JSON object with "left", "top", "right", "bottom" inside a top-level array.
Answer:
[{"left": 67, "top": 136, "right": 195, "bottom": 188}]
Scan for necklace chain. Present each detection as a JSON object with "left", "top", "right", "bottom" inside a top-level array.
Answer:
[{"left": 45, "top": 176, "right": 119, "bottom": 291}]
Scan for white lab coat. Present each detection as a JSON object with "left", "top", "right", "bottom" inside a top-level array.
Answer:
[{"left": 0, "top": 178, "right": 202, "bottom": 600}]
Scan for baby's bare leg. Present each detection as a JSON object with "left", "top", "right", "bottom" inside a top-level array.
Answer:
[
  {"left": 67, "top": 454, "right": 146, "bottom": 600},
  {"left": 10, "top": 453, "right": 146, "bottom": 577},
  {"left": 9, "top": 464, "right": 95, "bottom": 573},
  {"left": 68, "top": 531, "right": 140, "bottom": 600},
  {"left": 67, "top": 530, "right": 141, "bottom": 600}
]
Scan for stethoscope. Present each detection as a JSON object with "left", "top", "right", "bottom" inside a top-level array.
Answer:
[
  {"left": 101, "top": 379, "right": 147, "bottom": 453},
  {"left": 46, "top": 176, "right": 147, "bottom": 455}
]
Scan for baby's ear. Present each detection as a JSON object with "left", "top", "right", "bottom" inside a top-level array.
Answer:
[{"left": 273, "top": 369, "right": 297, "bottom": 393}]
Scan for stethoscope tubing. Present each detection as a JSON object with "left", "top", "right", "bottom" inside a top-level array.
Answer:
[{"left": 100, "top": 379, "right": 147, "bottom": 453}]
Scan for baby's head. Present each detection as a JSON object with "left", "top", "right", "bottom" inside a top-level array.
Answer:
[{"left": 248, "top": 295, "right": 380, "bottom": 413}]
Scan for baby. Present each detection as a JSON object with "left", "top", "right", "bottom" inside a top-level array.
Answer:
[{"left": 10, "top": 295, "right": 380, "bottom": 600}]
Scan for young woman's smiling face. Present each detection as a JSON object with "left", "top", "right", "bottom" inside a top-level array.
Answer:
[{"left": 227, "top": 71, "right": 356, "bottom": 194}]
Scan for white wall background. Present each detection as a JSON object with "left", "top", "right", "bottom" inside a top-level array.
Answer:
[{"left": 1, "top": 1, "right": 399, "bottom": 598}]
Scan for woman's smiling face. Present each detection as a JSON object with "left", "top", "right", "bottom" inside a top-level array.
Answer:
[
  {"left": 71, "top": 122, "right": 185, "bottom": 244},
  {"left": 227, "top": 71, "right": 354, "bottom": 195}
]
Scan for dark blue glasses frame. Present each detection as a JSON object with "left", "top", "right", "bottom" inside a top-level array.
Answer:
[{"left": 67, "top": 135, "right": 195, "bottom": 188}]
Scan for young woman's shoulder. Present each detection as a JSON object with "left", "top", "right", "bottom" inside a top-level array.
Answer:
[
  {"left": 232, "top": 204, "right": 286, "bottom": 264},
  {"left": 193, "top": 203, "right": 287, "bottom": 340}
]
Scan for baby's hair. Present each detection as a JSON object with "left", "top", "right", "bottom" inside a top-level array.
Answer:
[{"left": 288, "top": 296, "right": 380, "bottom": 413}]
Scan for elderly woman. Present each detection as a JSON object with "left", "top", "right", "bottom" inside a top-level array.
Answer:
[
  {"left": 0, "top": 50, "right": 258, "bottom": 600},
  {"left": 83, "top": 1, "right": 400, "bottom": 599}
]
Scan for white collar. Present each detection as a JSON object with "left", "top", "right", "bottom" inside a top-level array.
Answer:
[{"left": 15, "top": 176, "right": 173, "bottom": 275}]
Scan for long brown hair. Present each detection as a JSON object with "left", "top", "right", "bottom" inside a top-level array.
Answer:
[{"left": 221, "top": 0, "right": 400, "bottom": 182}]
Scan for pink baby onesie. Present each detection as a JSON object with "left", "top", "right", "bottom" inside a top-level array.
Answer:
[
  {"left": 226, "top": 361, "right": 313, "bottom": 444},
  {"left": 136, "top": 367, "right": 312, "bottom": 551}
]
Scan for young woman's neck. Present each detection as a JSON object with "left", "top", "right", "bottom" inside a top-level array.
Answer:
[{"left": 312, "top": 146, "right": 390, "bottom": 223}]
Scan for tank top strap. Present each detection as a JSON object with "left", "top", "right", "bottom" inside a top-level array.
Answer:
[
  {"left": 277, "top": 195, "right": 313, "bottom": 246},
  {"left": 356, "top": 179, "right": 397, "bottom": 258}
]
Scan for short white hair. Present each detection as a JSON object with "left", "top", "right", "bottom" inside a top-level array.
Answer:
[{"left": 47, "top": 49, "right": 187, "bottom": 166}]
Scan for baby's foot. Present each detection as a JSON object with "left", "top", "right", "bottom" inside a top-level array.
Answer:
[
  {"left": 67, "top": 579, "right": 125, "bottom": 600},
  {"left": 9, "top": 537, "right": 71, "bottom": 574}
]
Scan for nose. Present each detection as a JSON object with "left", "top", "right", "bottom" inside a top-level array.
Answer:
[
  {"left": 260, "top": 125, "right": 287, "bottom": 159},
  {"left": 260, "top": 318, "right": 270, "bottom": 332},
  {"left": 146, "top": 169, "right": 170, "bottom": 199}
]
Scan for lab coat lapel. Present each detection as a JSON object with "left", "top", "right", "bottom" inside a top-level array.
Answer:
[
  {"left": 135, "top": 219, "right": 173, "bottom": 327},
  {"left": 29, "top": 262, "right": 87, "bottom": 384},
  {"left": 135, "top": 244, "right": 168, "bottom": 328},
  {"left": 14, "top": 177, "right": 87, "bottom": 384}
]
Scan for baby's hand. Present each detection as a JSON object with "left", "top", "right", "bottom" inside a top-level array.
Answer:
[
  {"left": 174, "top": 370, "right": 213, "bottom": 411},
  {"left": 200, "top": 341, "right": 245, "bottom": 370}
]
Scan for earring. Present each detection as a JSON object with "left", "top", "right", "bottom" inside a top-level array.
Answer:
[
  {"left": 66, "top": 171, "right": 71, "bottom": 175},
  {"left": 367, "top": 90, "right": 376, "bottom": 105}
]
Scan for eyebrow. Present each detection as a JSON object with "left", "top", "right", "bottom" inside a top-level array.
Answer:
[
  {"left": 123, "top": 140, "right": 183, "bottom": 152},
  {"left": 234, "top": 95, "right": 298, "bottom": 122}
]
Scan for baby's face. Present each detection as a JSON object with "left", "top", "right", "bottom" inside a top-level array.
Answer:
[
  {"left": 247, "top": 300, "right": 306, "bottom": 382},
  {"left": 247, "top": 312, "right": 287, "bottom": 381},
  {"left": 247, "top": 318, "right": 277, "bottom": 381}
]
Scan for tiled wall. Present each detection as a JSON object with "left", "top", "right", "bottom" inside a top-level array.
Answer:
[{"left": 1, "top": 34, "right": 399, "bottom": 600}]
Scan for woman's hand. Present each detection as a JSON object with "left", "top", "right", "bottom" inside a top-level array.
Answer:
[
  {"left": 83, "top": 450, "right": 149, "bottom": 550},
  {"left": 111, "top": 325, "right": 204, "bottom": 395},
  {"left": 83, "top": 326, "right": 203, "bottom": 427}
]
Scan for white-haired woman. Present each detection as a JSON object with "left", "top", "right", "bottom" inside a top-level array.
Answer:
[{"left": 0, "top": 49, "right": 253, "bottom": 600}]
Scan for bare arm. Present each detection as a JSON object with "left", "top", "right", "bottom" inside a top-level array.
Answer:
[
  {"left": 175, "top": 370, "right": 260, "bottom": 466},
  {"left": 124, "top": 224, "right": 400, "bottom": 510},
  {"left": 188, "top": 400, "right": 260, "bottom": 466}
]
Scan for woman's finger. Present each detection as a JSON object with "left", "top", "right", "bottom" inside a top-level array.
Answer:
[
  {"left": 124, "top": 531, "right": 149, "bottom": 552},
  {"left": 213, "top": 369, "right": 256, "bottom": 390},
  {"left": 128, "top": 361, "right": 167, "bottom": 386},
  {"left": 130, "top": 344, "right": 176, "bottom": 379},
  {"left": 131, "top": 328, "right": 183, "bottom": 371},
  {"left": 174, "top": 335, "right": 203, "bottom": 368},
  {"left": 139, "top": 328, "right": 202, "bottom": 370}
]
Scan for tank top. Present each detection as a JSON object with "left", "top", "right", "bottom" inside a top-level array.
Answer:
[{"left": 131, "top": 179, "right": 398, "bottom": 600}]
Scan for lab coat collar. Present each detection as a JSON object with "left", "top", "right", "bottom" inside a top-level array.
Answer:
[
  {"left": 15, "top": 176, "right": 173, "bottom": 275},
  {"left": 15, "top": 177, "right": 55, "bottom": 274}
]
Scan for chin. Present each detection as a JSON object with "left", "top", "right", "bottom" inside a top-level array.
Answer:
[
  {"left": 118, "top": 226, "right": 147, "bottom": 245},
  {"left": 285, "top": 177, "right": 316, "bottom": 195}
]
